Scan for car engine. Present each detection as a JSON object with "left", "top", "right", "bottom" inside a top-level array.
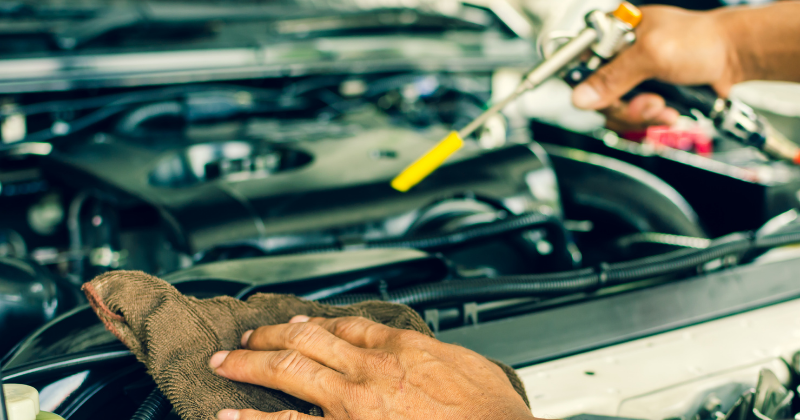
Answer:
[{"left": 2, "top": 1, "right": 800, "bottom": 420}]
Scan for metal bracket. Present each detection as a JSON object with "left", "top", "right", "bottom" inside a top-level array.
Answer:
[
  {"left": 424, "top": 309, "right": 440, "bottom": 333},
  {"left": 463, "top": 302, "right": 479, "bottom": 326}
]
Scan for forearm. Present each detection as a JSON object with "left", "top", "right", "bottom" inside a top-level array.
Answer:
[{"left": 715, "top": 2, "right": 800, "bottom": 84}]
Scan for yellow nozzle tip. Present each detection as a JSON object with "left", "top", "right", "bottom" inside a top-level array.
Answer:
[
  {"left": 391, "top": 131, "right": 464, "bottom": 192},
  {"left": 613, "top": 2, "right": 642, "bottom": 28}
]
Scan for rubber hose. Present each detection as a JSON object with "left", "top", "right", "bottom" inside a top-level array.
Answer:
[
  {"left": 267, "top": 212, "right": 563, "bottom": 256},
  {"left": 130, "top": 389, "right": 171, "bottom": 420},
  {"left": 319, "top": 293, "right": 382, "bottom": 306},
  {"left": 387, "top": 272, "right": 600, "bottom": 306},
  {"left": 328, "top": 232, "right": 778, "bottom": 307},
  {"left": 366, "top": 212, "right": 558, "bottom": 250},
  {"left": 615, "top": 233, "right": 712, "bottom": 250},
  {"left": 755, "top": 230, "right": 800, "bottom": 249},
  {"left": 117, "top": 101, "right": 183, "bottom": 134},
  {"left": 605, "top": 233, "right": 752, "bottom": 284}
]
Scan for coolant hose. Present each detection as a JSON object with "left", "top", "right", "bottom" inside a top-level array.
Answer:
[
  {"left": 387, "top": 269, "right": 600, "bottom": 306},
  {"left": 324, "top": 230, "right": 800, "bottom": 307},
  {"left": 130, "top": 389, "right": 171, "bottom": 420}
]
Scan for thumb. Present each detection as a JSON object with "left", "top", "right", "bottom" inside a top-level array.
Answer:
[
  {"left": 572, "top": 45, "right": 652, "bottom": 110},
  {"left": 218, "top": 409, "right": 320, "bottom": 420}
]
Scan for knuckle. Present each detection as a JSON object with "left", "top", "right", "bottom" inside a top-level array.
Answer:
[
  {"left": 285, "top": 322, "right": 324, "bottom": 348},
  {"left": 364, "top": 322, "right": 385, "bottom": 338},
  {"left": 639, "top": 33, "right": 663, "bottom": 56},
  {"left": 265, "top": 351, "right": 289, "bottom": 375},
  {"left": 393, "top": 329, "right": 425, "bottom": 345},
  {"left": 332, "top": 316, "right": 368, "bottom": 336},
  {"left": 640, "top": 37, "right": 674, "bottom": 71},
  {"left": 267, "top": 350, "right": 311, "bottom": 377}
]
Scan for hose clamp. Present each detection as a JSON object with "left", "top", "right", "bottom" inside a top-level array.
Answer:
[
  {"left": 596, "top": 262, "right": 611, "bottom": 288},
  {"left": 378, "top": 279, "right": 391, "bottom": 301}
]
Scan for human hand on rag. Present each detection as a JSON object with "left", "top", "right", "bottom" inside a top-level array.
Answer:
[{"left": 209, "top": 315, "right": 536, "bottom": 420}]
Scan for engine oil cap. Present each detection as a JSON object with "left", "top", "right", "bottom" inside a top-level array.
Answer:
[{"left": 3, "top": 384, "right": 64, "bottom": 420}]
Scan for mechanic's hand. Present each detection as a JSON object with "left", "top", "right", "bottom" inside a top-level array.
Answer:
[
  {"left": 571, "top": 5, "right": 742, "bottom": 132},
  {"left": 209, "top": 315, "right": 535, "bottom": 420}
]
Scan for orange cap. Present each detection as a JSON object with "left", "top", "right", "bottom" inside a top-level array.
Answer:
[
  {"left": 792, "top": 151, "right": 800, "bottom": 165},
  {"left": 612, "top": 2, "right": 642, "bottom": 28}
]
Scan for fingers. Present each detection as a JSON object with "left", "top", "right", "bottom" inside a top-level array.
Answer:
[
  {"left": 572, "top": 43, "right": 653, "bottom": 111},
  {"left": 242, "top": 322, "right": 365, "bottom": 372},
  {"left": 626, "top": 94, "right": 679, "bottom": 125},
  {"left": 304, "top": 316, "right": 395, "bottom": 349},
  {"left": 603, "top": 93, "right": 680, "bottom": 133},
  {"left": 209, "top": 349, "right": 346, "bottom": 406},
  {"left": 218, "top": 409, "right": 318, "bottom": 420}
]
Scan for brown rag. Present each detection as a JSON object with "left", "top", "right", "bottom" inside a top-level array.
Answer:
[{"left": 82, "top": 270, "right": 529, "bottom": 420}]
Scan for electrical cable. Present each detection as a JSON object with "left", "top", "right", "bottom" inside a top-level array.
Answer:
[
  {"left": 262, "top": 212, "right": 564, "bottom": 256},
  {"left": 130, "top": 388, "right": 171, "bottom": 420},
  {"left": 615, "top": 232, "right": 711, "bottom": 250},
  {"left": 323, "top": 229, "right": 800, "bottom": 307}
]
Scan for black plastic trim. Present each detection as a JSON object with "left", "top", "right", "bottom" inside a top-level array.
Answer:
[{"left": 437, "top": 256, "right": 800, "bottom": 368}]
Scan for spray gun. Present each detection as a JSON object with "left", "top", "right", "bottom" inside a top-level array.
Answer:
[{"left": 391, "top": 2, "right": 800, "bottom": 192}]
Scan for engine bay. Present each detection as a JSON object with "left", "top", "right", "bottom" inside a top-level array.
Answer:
[{"left": 2, "top": 1, "right": 800, "bottom": 419}]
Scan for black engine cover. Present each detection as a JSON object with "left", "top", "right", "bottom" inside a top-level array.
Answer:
[{"left": 45, "top": 110, "right": 561, "bottom": 256}]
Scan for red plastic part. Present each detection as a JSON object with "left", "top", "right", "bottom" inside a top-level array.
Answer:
[{"left": 624, "top": 125, "right": 714, "bottom": 156}]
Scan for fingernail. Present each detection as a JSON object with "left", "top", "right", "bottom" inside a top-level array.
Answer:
[
  {"left": 641, "top": 101, "right": 661, "bottom": 121},
  {"left": 209, "top": 351, "right": 230, "bottom": 370},
  {"left": 217, "top": 409, "right": 240, "bottom": 420},
  {"left": 241, "top": 330, "right": 253, "bottom": 347},
  {"left": 572, "top": 84, "right": 601, "bottom": 109},
  {"left": 290, "top": 315, "right": 310, "bottom": 323}
]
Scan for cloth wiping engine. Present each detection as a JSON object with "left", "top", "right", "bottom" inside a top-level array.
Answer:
[{"left": 82, "top": 270, "right": 529, "bottom": 420}]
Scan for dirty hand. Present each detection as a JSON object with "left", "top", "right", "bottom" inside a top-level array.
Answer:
[
  {"left": 572, "top": 5, "right": 740, "bottom": 132},
  {"left": 208, "top": 315, "right": 534, "bottom": 420}
]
